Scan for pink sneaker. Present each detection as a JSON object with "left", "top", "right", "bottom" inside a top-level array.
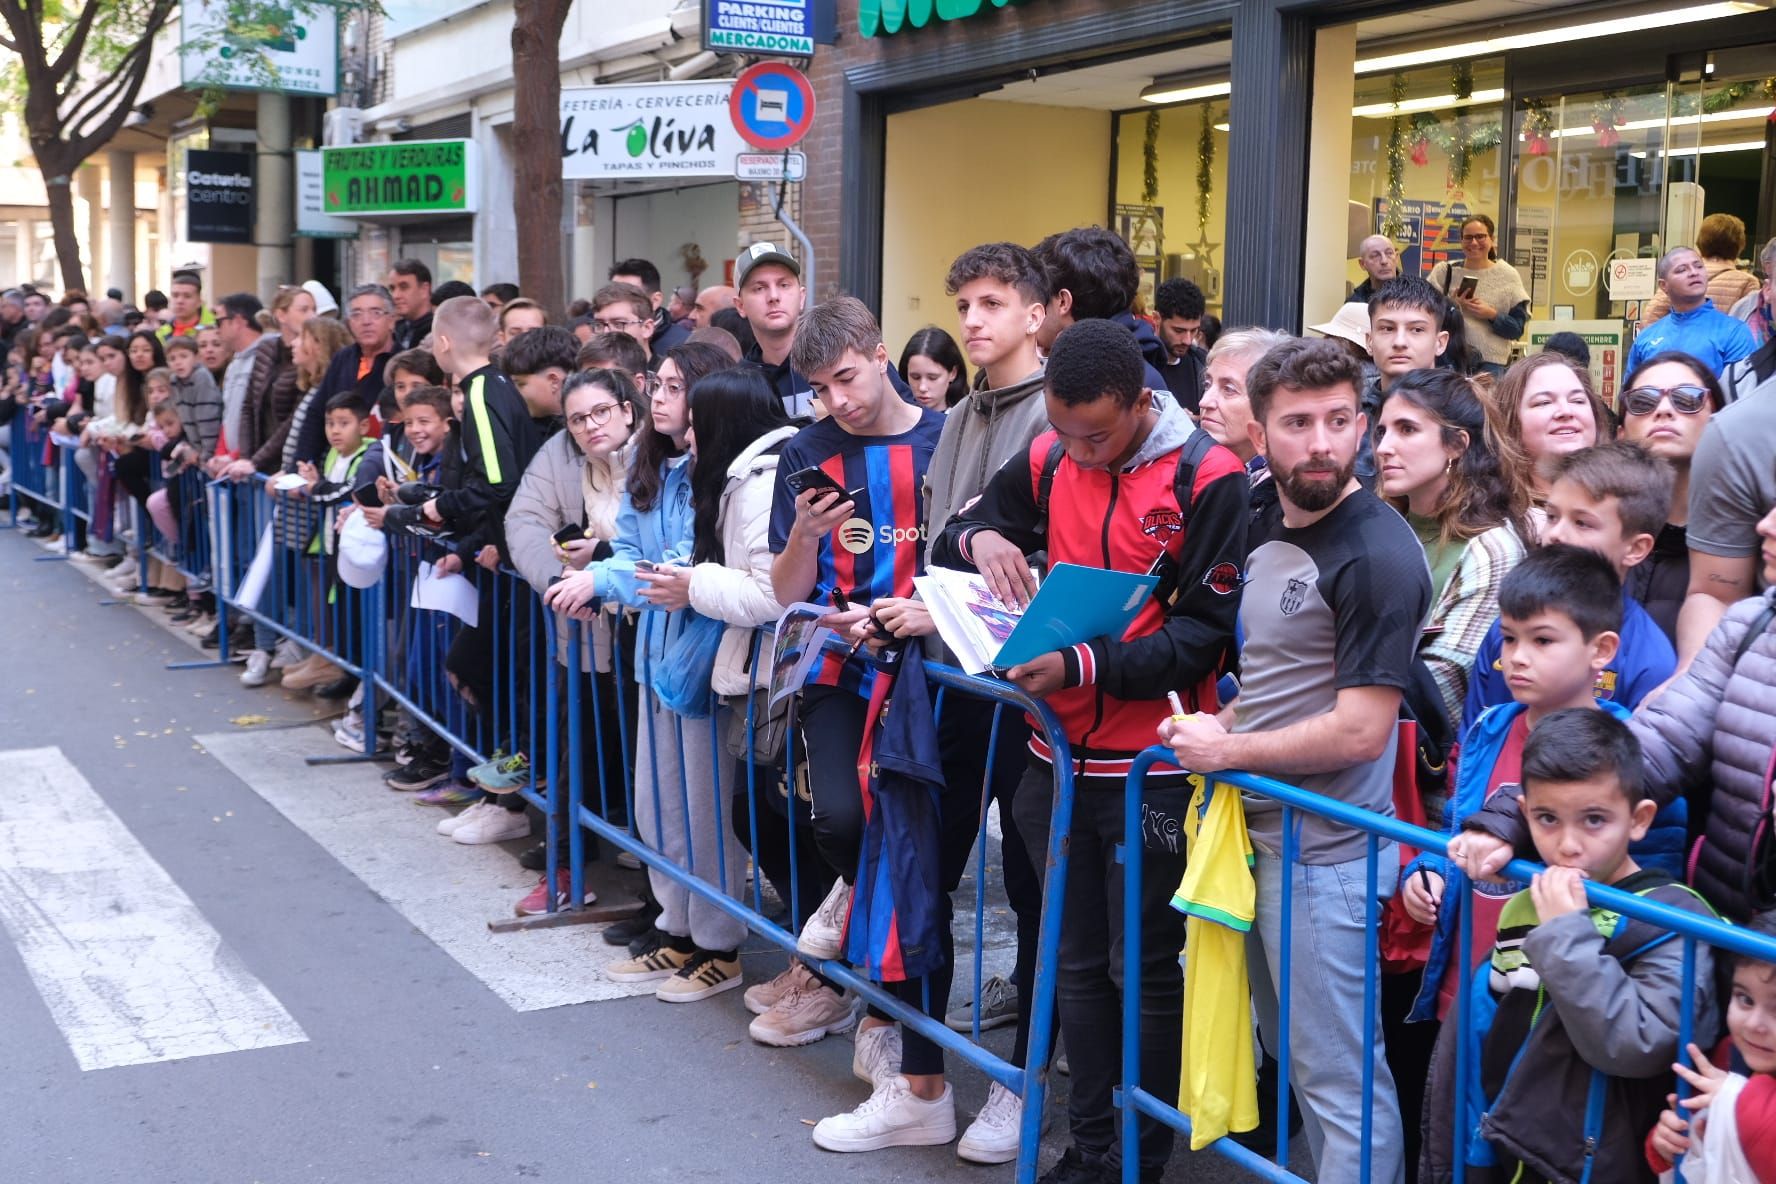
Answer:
[{"left": 515, "top": 869, "right": 597, "bottom": 916}]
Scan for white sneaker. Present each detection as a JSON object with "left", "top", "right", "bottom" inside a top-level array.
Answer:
[
  {"left": 852, "top": 1022, "right": 902, "bottom": 1087},
  {"left": 452, "top": 804, "right": 531, "bottom": 845},
  {"left": 240, "top": 650, "right": 272, "bottom": 687},
  {"left": 811, "top": 1076, "right": 956, "bottom": 1153},
  {"left": 957, "top": 1081, "right": 1023, "bottom": 1165},
  {"left": 438, "top": 799, "right": 494, "bottom": 836},
  {"left": 797, "top": 878, "right": 852, "bottom": 961},
  {"left": 270, "top": 638, "right": 304, "bottom": 670}
]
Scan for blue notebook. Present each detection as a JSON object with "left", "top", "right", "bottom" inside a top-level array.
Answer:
[{"left": 915, "top": 563, "right": 1160, "bottom": 676}]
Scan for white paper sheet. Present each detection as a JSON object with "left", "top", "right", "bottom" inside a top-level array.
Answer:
[
  {"left": 231, "top": 523, "right": 275, "bottom": 609},
  {"left": 411, "top": 560, "right": 479, "bottom": 627}
]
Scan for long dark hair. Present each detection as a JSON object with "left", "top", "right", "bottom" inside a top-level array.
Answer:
[
  {"left": 898, "top": 325, "right": 969, "bottom": 406},
  {"left": 1382, "top": 367, "right": 1531, "bottom": 546},
  {"left": 629, "top": 341, "right": 734, "bottom": 512},
  {"left": 1437, "top": 299, "right": 1478, "bottom": 375},
  {"left": 688, "top": 367, "right": 793, "bottom": 565},
  {"left": 117, "top": 329, "right": 166, "bottom": 425}
]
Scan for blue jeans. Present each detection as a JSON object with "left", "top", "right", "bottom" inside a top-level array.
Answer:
[{"left": 1246, "top": 841, "right": 1405, "bottom": 1184}]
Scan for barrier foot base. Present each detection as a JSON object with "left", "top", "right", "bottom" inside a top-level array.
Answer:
[
  {"left": 487, "top": 896, "right": 647, "bottom": 933},
  {"left": 34, "top": 553, "right": 69, "bottom": 562},
  {"left": 304, "top": 751, "right": 389, "bottom": 766},
  {"left": 167, "top": 658, "right": 233, "bottom": 671}
]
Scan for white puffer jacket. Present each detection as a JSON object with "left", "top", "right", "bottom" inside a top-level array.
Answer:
[{"left": 688, "top": 426, "right": 796, "bottom": 696}]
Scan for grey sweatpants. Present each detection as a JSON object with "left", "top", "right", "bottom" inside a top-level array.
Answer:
[{"left": 632, "top": 693, "right": 748, "bottom": 953}]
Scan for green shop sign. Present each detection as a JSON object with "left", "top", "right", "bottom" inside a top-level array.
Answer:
[
  {"left": 320, "top": 139, "right": 479, "bottom": 216},
  {"left": 859, "top": 0, "right": 1032, "bottom": 38}
]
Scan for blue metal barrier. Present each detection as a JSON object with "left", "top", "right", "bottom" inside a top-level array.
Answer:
[
  {"left": 203, "top": 475, "right": 1081, "bottom": 1180},
  {"left": 1116, "top": 746, "right": 1776, "bottom": 1184}
]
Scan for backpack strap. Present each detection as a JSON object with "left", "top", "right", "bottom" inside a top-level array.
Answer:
[
  {"left": 1031, "top": 438, "right": 1065, "bottom": 535},
  {"left": 1171, "top": 427, "right": 1218, "bottom": 526}
]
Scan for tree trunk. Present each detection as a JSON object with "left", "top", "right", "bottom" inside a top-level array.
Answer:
[
  {"left": 510, "top": 0, "right": 571, "bottom": 322},
  {"left": 39, "top": 159, "right": 87, "bottom": 294}
]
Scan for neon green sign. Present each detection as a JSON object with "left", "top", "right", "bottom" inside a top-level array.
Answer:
[{"left": 859, "top": 0, "right": 1033, "bottom": 38}]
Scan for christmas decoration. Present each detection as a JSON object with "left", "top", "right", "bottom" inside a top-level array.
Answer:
[
  {"left": 1196, "top": 103, "right": 1217, "bottom": 234},
  {"left": 1141, "top": 109, "right": 1160, "bottom": 206},
  {"left": 1521, "top": 99, "right": 1553, "bottom": 157},
  {"left": 1410, "top": 136, "right": 1429, "bottom": 167},
  {"left": 1590, "top": 92, "right": 1626, "bottom": 147},
  {"left": 1381, "top": 71, "right": 1409, "bottom": 239}
]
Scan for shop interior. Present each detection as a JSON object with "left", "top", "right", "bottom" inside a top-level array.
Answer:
[
  {"left": 575, "top": 179, "right": 741, "bottom": 302},
  {"left": 876, "top": 1, "right": 1776, "bottom": 370}
]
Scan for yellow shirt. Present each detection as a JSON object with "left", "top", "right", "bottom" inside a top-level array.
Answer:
[{"left": 1172, "top": 777, "right": 1259, "bottom": 1149}]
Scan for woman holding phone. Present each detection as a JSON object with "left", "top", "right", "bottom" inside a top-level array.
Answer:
[
  {"left": 542, "top": 342, "right": 752, "bottom": 1001},
  {"left": 1428, "top": 215, "right": 1529, "bottom": 378}
]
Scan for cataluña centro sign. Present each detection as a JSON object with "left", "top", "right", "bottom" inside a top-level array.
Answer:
[{"left": 560, "top": 81, "right": 746, "bottom": 180}]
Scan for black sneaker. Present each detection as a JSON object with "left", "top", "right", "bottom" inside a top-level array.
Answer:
[
  {"left": 316, "top": 675, "right": 359, "bottom": 701},
  {"left": 602, "top": 901, "right": 662, "bottom": 948},
  {"left": 1038, "top": 1148, "right": 1113, "bottom": 1184},
  {"left": 519, "top": 842, "right": 549, "bottom": 872},
  {"left": 383, "top": 757, "right": 451, "bottom": 792}
]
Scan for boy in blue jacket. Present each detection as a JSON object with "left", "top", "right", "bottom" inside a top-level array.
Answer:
[
  {"left": 1465, "top": 442, "right": 1676, "bottom": 719},
  {"left": 1402, "top": 544, "right": 1688, "bottom": 1026}
]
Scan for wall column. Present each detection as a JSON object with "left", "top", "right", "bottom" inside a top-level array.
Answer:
[
  {"left": 1302, "top": 24, "right": 1357, "bottom": 327},
  {"left": 106, "top": 149, "right": 137, "bottom": 300},
  {"left": 1224, "top": 1, "right": 1315, "bottom": 332},
  {"left": 255, "top": 92, "right": 295, "bottom": 300},
  {"left": 78, "top": 165, "right": 104, "bottom": 293}
]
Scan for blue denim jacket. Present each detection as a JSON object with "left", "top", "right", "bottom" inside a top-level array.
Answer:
[{"left": 588, "top": 454, "right": 693, "bottom": 684}]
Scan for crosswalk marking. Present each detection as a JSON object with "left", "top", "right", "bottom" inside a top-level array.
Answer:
[
  {"left": 0, "top": 747, "right": 308, "bottom": 1071},
  {"left": 197, "top": 726, "right": 659, "bottom": 1011}
]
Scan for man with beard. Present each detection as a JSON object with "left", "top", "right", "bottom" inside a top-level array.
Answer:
[{"left": 1159, "top": 335, "right": 1430, "bottom": 1184}]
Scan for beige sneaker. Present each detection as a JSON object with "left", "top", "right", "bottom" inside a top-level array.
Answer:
[
  {"left": 282, "top": 655, "right": 343, "bottom": 690},
  {"left": 744, "top": 961, "right": 813, "bottom": 1016},
  {"left": 749, "top": 981, "right": 857, "bottom": 1047},
  {"left": 606, "top": 935, "right": 694, "bottom": 983},
  {"left": 796, "top": 878, "right": 852, "bottom": 961},
  {"left": 655, "top": 950, "right": 742, "bottom": 1003}
]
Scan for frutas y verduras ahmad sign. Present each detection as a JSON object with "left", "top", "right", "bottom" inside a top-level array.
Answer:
[
  {"left": 859, "top": 0, "right": 1035, "bottom": 37},
  {"left": 320, "top": 140, "right": 478, "bottom": 216},
  {"left": 559, "top": 82, "right": 745, "bottom": 181}
]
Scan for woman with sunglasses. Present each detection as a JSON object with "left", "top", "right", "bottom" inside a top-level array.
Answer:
[{"left": 1617, "top": 351, "right": 1725, "bottom": 644}]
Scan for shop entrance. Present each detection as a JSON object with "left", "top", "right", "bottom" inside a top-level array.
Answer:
[
  {"left": 878, "top": 42, "right": 1231, "bottom": 364},
  {"left": 1506, "top": 49, "right": 1775, "bottom": 369}
]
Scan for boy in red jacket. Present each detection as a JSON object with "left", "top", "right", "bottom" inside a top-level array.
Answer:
[{"left": 931, "top": 319, "right": 1249, "bottom": 1182}]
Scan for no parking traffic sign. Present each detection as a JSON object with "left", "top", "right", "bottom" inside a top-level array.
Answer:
[{"left": 729, "top": 62, "right": 816, "bottom": 152}]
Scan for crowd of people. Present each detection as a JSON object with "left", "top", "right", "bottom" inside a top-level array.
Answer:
[{"left": 4, "top": 217, "right": 1776, "bottom": 1184}]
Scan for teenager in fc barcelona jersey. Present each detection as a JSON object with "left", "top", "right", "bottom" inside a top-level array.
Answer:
[{"left": 767, "top": 297, "right": 958, "bottom": 1152}]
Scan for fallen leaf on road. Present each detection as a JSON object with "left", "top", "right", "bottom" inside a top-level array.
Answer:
[{"left": 230, "top": 714, "right": 270, "bottom": 727}]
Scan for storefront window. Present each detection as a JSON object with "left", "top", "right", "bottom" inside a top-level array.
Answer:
[
  {"left": 1348, "top": 60, "right": 1508, "bottom": 291},
  {"left": 1111, "top": 100, "right": 1228, "bottom": 315},
  {"left": 1510, "top": 84, "right": 1690, "bottom": 323}
]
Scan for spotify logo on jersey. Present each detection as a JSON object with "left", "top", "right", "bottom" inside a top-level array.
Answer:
[{"left": 837, "top": 519, "right": 875, "bottom": 554}]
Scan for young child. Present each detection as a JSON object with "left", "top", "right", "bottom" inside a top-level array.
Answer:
[
  {"left": 144, "top": 366, "right": 173, "bottom": 409},
  {"left": 1403, "top": 545, "right": 1632, "bottom": 1018},
  {"left": 1465, "top": 441, "right": 1678, "bottom": 719},
  {"left": 163, "top": 335, "right": 222, "bottom": 457},
  {"left": 1645, "top": 912, "right": 1776, "bottom": 1180},
  {"left": 1430, "top": 710, "right": 1717, "bottom": 1183}
]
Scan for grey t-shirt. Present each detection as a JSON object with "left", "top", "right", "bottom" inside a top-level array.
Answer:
[
  {"left": 1688, "top": 392, "right": 1776, "bottom": 561},
  {"left": 1235, "top": 487, "right": 1432, "bottom": 864}
]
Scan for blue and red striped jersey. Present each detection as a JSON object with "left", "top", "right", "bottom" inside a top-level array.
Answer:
[{"left": 768, "top": 409, "right": 946, "bottom": 697}]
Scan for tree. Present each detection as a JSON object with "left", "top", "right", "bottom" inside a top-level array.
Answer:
[
  {"left": 510, "top": 0, "right": 571, "bottom": 320},
  {"left": 0, "top": 0, "right": 180, "bottom": 292}
]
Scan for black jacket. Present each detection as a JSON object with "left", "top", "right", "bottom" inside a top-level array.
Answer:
[
  {"left": 393, "top": 310, "right": 434, "bottom": 353},
  {"left": 1624, "top": 523, "right": 1688, "bottom": 646},
  {"left": 429, "top": 363, "right": 555, "bottom": 560},
  {"left": 293, "top": 344, "right": 392, "bottom": 466}
]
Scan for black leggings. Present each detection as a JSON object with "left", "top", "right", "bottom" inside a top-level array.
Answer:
[
  {"left": 551, "top": 658, "right": 638, "bottom": 858},
  {"left": 797, "top": 683, "right": 997, "bottom": 1078}
]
